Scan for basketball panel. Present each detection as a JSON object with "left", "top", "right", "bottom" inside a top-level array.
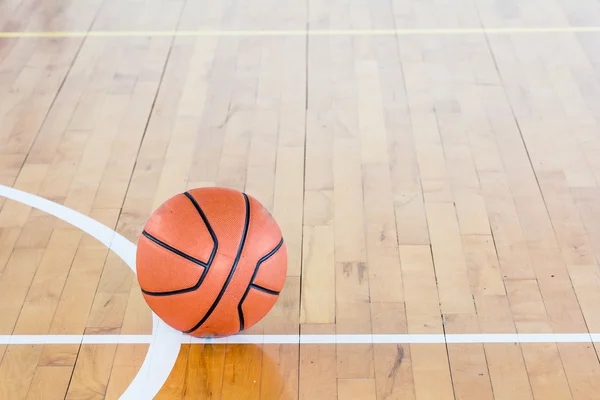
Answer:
[
  {"left": 240, "top": 288, "right": 279, "bottom": 331},
  {"left": 143, "top": 193, "right": 215, "bottom": 264},
  {"left": 186, "top": 187, "right": 248, "bottom": 260},
  {"left": 136, "top": 235, "right": 205, "bottom": 293},
  {"left": 252, "top": 242, "right": 287, "bottom": 293}
]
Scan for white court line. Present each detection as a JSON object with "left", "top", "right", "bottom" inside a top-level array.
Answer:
[
  {"left": 180, "top": 333, "right": 600, "bottom": 344},
  {"left": 3, "top": 333, "right": 600, "bottom": 345},
  {"left": 2, "top": 26, "right": 600, "bottom": 38},
  {"left": 2, "top": 335, "right": 154, "bottom": 345}
]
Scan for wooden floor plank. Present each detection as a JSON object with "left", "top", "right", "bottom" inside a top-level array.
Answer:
[
  {"left": 426, "top": 202, "right": 475, "bottom": 314},
  {"left": 474, "top": 295, "right": 534, "bottom": 400},
  {"left": 25, "top": 366, "right": 72, "bottom": 400},
  {"left": 299, "top": 325, "right": 337, "bottom": 400},
  {"left": 221, "top": 344, "right": 263, "bottom": 399},
  {"left": 300, "top": 225, "right": 335, "bottom": 324},
  {"left": 13, "top": 229, "right": 82, "bottom": 335},
  {"left": 106, "top": 343, "right": 148, "bottom": 400},
  {"left": 362, "top": 164, "right": 404, "bottom": 303},
  {"left": 0, "top": 345, "right": 42, "bottom": 400},
  {"left": 65, "top": 344, "right": 118, "bottom": 400},
  {"left": 399, "top": 245, "right": 443, "bottom": 334},
  {"left": 337, "top": 379, "right": 377, "bottom": 400},
  {"left": 336, "top": 302, "right": 374, "bottom": 379},
  {"left": 259, "top": 278, "right": 300, "bottom": 399},
  {"left": 444, "top": 314, "right": 494, "bottom": 400},
  {"left": 399, "top": 246, "right": 453, "bottom": 400},
  {"left": 371, "top": 302, "right": 415, "bottom": 400},
  {"left": 462, "top": 235, "right": 506, "bottom": 296},
  {"left": 410, "top": 344, "right": 455, "bottom": 400},
  {"left": 505, "top": 280, "right": 573, "bottom": 399},
  {"left": 0, "top": 248, "right": 44, "bottom": 335}
]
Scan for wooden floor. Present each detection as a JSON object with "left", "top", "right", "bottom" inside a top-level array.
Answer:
[{"left": 3, "top": 0, "right": 600, "bottom": 398}]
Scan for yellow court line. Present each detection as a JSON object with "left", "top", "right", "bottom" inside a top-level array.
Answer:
[{"left": 1, "top": 26, "right": 600, "bottom": 38}]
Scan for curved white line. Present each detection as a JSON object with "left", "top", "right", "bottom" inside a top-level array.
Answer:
[{"left": 0, "top": 185, "right": 182, "bottom": 399}]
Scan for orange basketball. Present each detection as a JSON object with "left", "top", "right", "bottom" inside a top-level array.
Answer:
[{"left": 135, "top": 187, "right": 287, "bottom": 338}]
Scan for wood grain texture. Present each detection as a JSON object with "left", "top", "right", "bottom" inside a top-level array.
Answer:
[{"left": 2, "top": 0, "right": 600, "bottom": 398}]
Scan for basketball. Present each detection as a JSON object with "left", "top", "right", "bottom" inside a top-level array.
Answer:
[{"left": 135, "top": 187, "right": 287, "bottom": 338}]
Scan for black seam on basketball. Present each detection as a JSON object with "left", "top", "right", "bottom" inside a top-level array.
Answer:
[
  {"left": 250, "top": 283, "right": 280, "bottom": 296},
  {"left": 183, "top": 191, "right": 218, "bottom": 284},
  {"left": 140, "top": 192, "right": 218, "bottom": 296},
  {"left": 141, "top": 230, "right": 208, "bottom": 267},
  {"left": 237, "top": 237, "right": 284, "bottom": 332},
  {"left": 183, "top": 193, "right": 251, "bottom": 334}
]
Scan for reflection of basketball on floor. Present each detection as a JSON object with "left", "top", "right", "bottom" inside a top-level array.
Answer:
[
  {"left": 157, "top": 343, "right": 292, "bottom": 399},
  {"left": 135, "top": 187, "right": 287, "bottom": 338}
]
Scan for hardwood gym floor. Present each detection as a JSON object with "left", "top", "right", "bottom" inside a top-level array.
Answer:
[{"left": 3, "top": 0, "right": 600, "bottom": 398}]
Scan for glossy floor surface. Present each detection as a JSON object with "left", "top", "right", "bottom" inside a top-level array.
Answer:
[{"left": 3, "top": 0, "right": 600, "bottom": 398}]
